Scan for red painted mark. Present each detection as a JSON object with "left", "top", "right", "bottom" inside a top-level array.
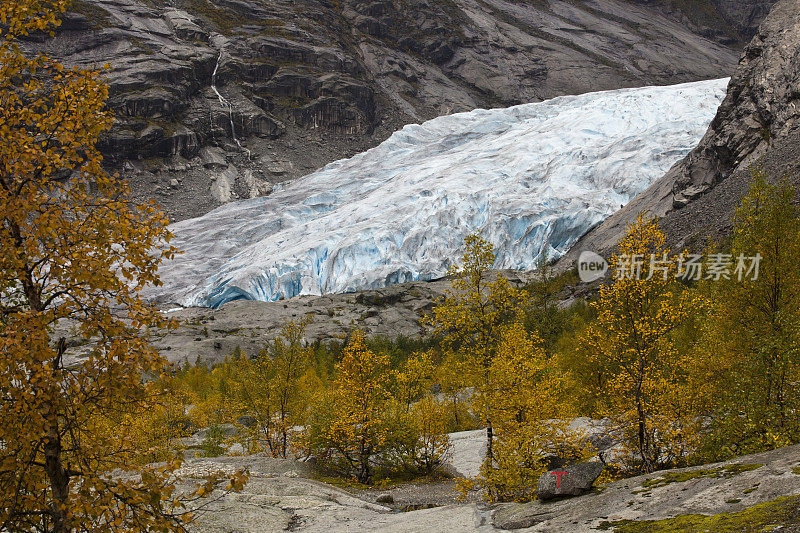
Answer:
[{"left": 550, "top": 471, "right": 568, "bottom": 488}]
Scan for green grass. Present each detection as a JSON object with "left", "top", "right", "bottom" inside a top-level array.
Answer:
[
  {"left": 181, "top": 0, "right": 283, "bottom": 34},
  {"left": 313, "top": 475, "right": 372, "bottom": 491},
  {"left": 315, "top": 469, "right": 454, "bottom": 492},
  {"left": 68, "top": 0, "right": 113, "bottom": 28}
]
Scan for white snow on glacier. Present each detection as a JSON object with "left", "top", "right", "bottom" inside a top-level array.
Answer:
[{"left": 157, "top": 78, "right": 729, "bottom": 308}]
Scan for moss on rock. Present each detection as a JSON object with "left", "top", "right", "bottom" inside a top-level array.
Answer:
[
  {"left": 640, "top": 464, "right": 763, "bottom": 490},
  {"left": 598, "top": 495, "right": 800, "bottom": 532},
  {"left": 69, "top": 0, "right": 113, "bottom": 28}
]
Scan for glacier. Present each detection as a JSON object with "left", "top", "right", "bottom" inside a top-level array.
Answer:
[{"left": 157, "top": 78, "right": 728, "bottom": 308}]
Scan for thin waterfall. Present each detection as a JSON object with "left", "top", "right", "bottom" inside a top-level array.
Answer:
[{"left": 211, "top": 51, "right": 251, "bottom": 160}]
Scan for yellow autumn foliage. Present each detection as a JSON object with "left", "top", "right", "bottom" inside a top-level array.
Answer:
[
  {"left": 0, "top": 2, "right": 245, "bottom": 529},
  {"left": 695, "top": 171, "right": 800, "bottom": 457},
  {"left": 394, "top": 351, "right": 435, "bottom": 409},
  {"left": 307, "top": 331, "right": 393, "bottom": 483},
  {"left": 479, "top": 322, "right": 582, "bottom": 501},
  {"left": 426, "top": 235, "right": 526, "bottom": 466},
  {"left": 580, "top": 214, "right": 708, "bottom": 473}
]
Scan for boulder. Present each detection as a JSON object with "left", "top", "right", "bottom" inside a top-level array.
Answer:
[
  {"left": 210, "top": 167, "right": 237, "bottom": 203},
  {"left": 536, "top": 462, "right": 604, "bottom": 501},
  {"left": 213, "top": 423, "right": 238, "bottom": 437},
  {"left": 375, "top": 493, "right": 394, "bottom": 504},
  {"left": 227, "top": 442, "right": 245, "bottom": 455},
  {"left": 266, "top": 162, "right": 291, "bottom": 175},
  {"left": 199, "top": 146, "right": 228, "bottom": 169},
  {"left": 236, "top": 415, "right": 257, "bottom": 427},
  {"left": 241, "top": 169, "right": 273, "bottom": 199},
  {"left": 192, "top": 423, "right": 238, "bottom": 441},
  {"left": 163, "top": 8, "right": 208, "bottom": 42}
]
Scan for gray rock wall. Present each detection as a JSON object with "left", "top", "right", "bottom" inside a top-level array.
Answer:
[{"left": 24, "top": 0, "right": 774, "bottom": 221}]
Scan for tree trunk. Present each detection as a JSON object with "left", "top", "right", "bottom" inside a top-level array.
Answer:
[
  {"left": 44, "top": 340, "right": 71, "bottom": 532},
  {"left": 636, "top": 397, "right": 653, "bottom": 473},
  {"left": 44, "top": 425, "right": 69, "bottom": 533},
  {"left": 638, "top": 418, "right": 648, "bottom": 470},
  {"left": 280, "top": 407, "right": 287, "bottom": 458},
  {"left": 777, "top": 360, "right": 787, "bottom": 428},
  {"left": 486, "top": 421, "right": 493, "bottom": 465},
  {"left": 635, "top": 373, "right": 652, "bottom": 473},
  {"left": 357, "top": 438, "right": 370, "bottom": 484}
]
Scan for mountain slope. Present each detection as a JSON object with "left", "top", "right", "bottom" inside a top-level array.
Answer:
[
  {"left": 558, "top": 0, "right": 800, "bottom": 262},
  {"left": 30, "top": 0, "right": 772, "bottom": 220}
]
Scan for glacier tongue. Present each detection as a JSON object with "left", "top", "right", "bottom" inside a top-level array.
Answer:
[{"left": 159, "top": 78, "right": 728, "bottom": 308}]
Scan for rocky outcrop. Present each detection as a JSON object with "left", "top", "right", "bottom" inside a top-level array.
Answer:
[
  {"left": 37, "top": 1, "right": 220, "bottom": 162},
  {"left": 670, "top": 0, "right": 800, "bottom": 210},
  {"left": 558, "top": 0, "right": 800, "bottom": 264},
  {"left": 492, "top": 444, "right": 800, "bottom": 531},
  {"left": 23, "top": 0, "right": 774, "bottom": 221},
  {"left": 178, "top": 442, "right": 800, "bottom": 531}
]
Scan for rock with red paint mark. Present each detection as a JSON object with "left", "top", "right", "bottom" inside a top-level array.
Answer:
[{"left": 536, "top": 462, "right": 604, "bottom": 501}]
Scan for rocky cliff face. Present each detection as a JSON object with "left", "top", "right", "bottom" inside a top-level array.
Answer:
[
  {"left": 712, "top": 0, "right": 779, "bottom": 38},
  {"left": 27, "top": 0, "right": 773, "bottom": 220},
  {"left": 558, "top": 0, "right": 800, "bottom": 263}
]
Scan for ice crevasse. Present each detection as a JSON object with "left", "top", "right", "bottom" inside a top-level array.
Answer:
[{"left": 156, "top": 78, "right": 729, "bottom": 308}]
